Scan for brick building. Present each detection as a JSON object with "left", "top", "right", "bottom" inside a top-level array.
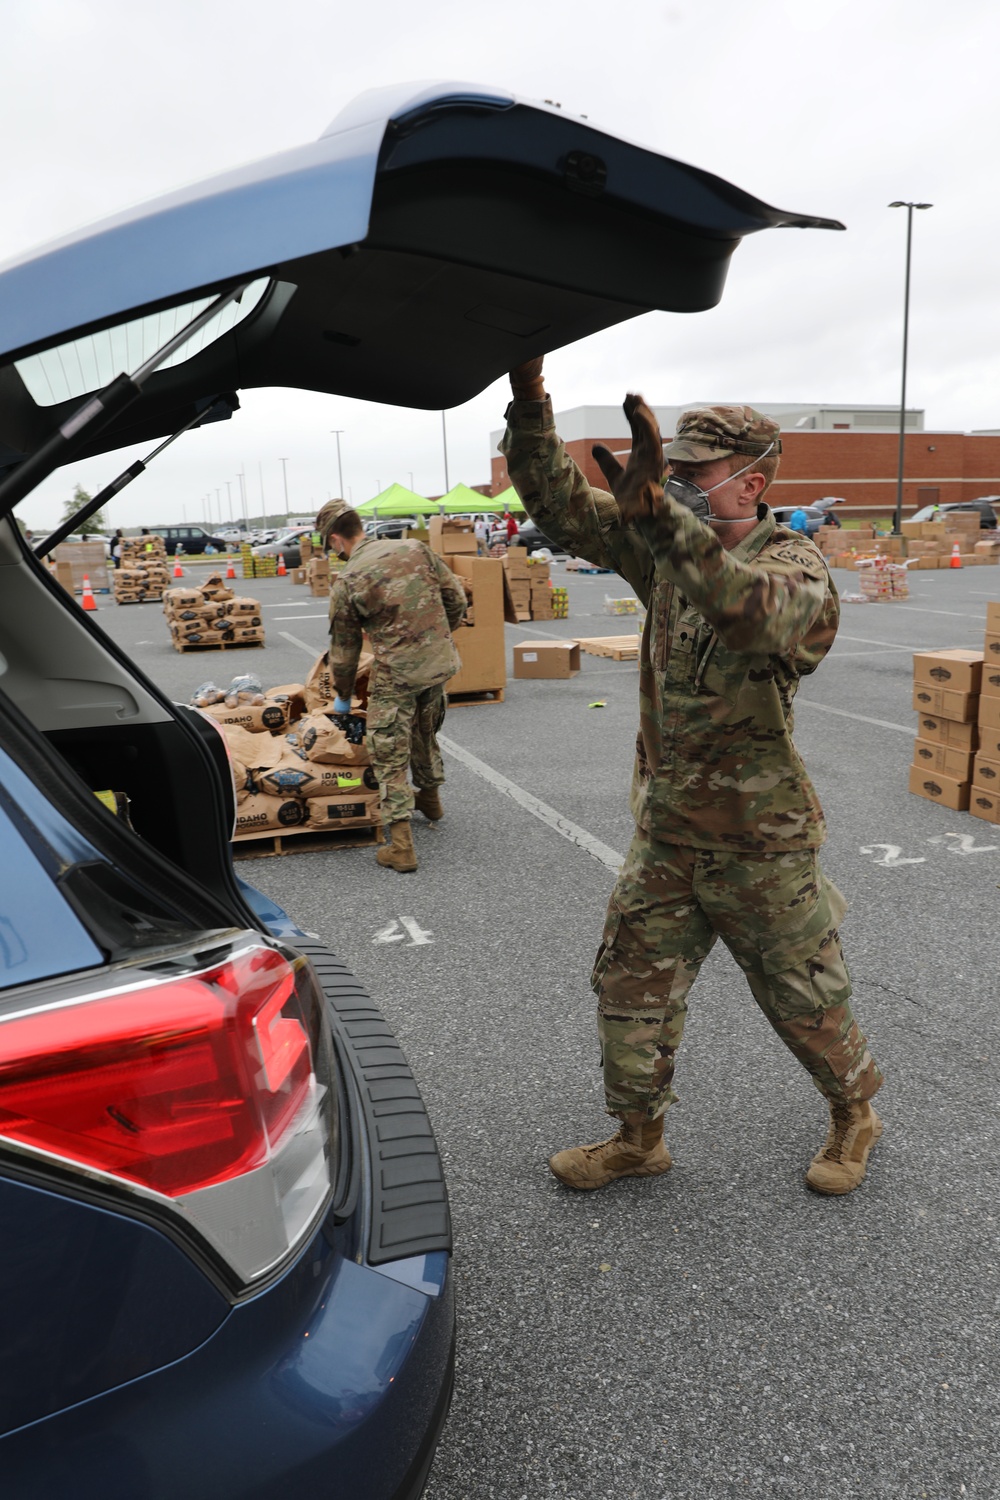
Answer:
[{"left": 489, "top": 403, "right": 1000, "bottom": 521}]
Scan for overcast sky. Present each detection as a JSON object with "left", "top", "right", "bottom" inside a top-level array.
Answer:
[{"left": 4, "top": 0, "right": 999, "bottom": 531}]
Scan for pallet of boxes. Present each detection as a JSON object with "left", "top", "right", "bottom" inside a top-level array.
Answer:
[
  {"left": 193, "top": 651, "right": 381, "bottom": 854},
  {"left": 163, "top": 573, "right": 265, "bottom": 651},
  {"left": 909, "top": 615, "right": 1000, "bottom": 822},
  {"left": 428, "top": 516, "right": 506, "bottom": 704},
  {"left": 900, "top": 512, "right": 997, "bottom": 569},
  {"left": 114, "top": 534, "right": 171, "bottom": 603}
]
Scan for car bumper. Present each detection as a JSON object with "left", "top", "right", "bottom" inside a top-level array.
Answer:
[{"left": 2, "top": 930, "right": 455, "bottom": 1500}]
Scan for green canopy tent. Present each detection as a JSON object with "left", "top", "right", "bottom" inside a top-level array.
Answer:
[
  {"left": 355, "top": 483, "right": 438, "bottom": 518},
  {"left": 437, "top": 483, "right": 508, "bottom": 515}
]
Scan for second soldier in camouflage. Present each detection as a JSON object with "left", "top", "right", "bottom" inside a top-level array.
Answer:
[
  {"left": 317, "top": 500, "right": 467, "bottom": 872},
  {"left": 501, "top": 358, "right": 883, "bottom": 1196}
]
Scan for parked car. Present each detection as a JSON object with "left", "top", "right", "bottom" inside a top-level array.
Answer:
[
  {"left": 908, "top": 498, "right": 998, "bottom": 529},
  {"left": 252, "top": 525, "right": 314, "bottom": 567},
  {"left": 154, "top": 523, "right": 230, "bottom": 554},
  {"left": 0, "top": 80, "right": 840, "bottom": 1498},
  {"left": 770, "top": 496, "right": 846, "bottom": 536}
]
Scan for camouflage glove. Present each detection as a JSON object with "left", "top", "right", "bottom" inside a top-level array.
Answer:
[
  {"left": 510, "top": 356, "right": 545, "bottom": 401},
  {"left": 592, "top": 395, "right": 666, "bottom": 524}
]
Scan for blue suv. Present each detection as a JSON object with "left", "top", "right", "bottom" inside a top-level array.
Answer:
[{"left": 0, "top": 81, "right": 840, "bottom": 1498}]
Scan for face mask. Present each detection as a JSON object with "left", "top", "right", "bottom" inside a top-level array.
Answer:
[{"left": 664, "top": 442, "right": 776, "bottom": 525}]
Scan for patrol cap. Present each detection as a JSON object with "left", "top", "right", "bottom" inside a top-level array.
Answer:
[
  {"left": 663, "top": 406, "right": 782, "bottom": 463},
  {"left": 315, "top": 499, "right": 354, "bottom": 540}
]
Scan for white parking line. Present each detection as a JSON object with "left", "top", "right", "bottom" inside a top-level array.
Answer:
[
  {"left": 438, "top": 734, "right": 625, "bottom": 872},
  {"left": 795, "top": 699, "right": 913, "bottom": 734},
  {"left": 894, "top": 605, "right": 987, "bottom": 620},
  {"left": 272, "top": 613, "right": 328, "bottom": 621},
  {"left": 279, "top": 631, "right": 323, "bottom": 655}
]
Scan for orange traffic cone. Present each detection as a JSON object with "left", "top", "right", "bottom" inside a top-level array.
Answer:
[
  {"left": 81, "top": 575, "right": 97, "bottom": 611},
  {"left": 950, "top": 543, "right": 963, "bottom": 569},
  {"left": 225, "top": 554, "right": 236, "bottom": 579},
  {"left": 173, "top": 552, "right": 184, "bottom": 578},
  {"left": 277, "top": 554, "right": 287, "bottom": 577}
]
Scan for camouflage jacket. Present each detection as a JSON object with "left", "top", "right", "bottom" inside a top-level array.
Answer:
[
  {"left": 500, "top": 397, "right": 839, "bottom": 852},
  {"left": 329, "top": 536, "right": 466, "bottom": 697}
]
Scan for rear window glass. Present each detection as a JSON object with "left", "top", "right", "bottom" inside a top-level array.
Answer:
[{"left": 14, "top": 278, "right": 269, "bottom": 407}]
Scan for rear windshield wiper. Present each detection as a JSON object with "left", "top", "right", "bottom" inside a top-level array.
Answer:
[
  {"left": 34, "top": 395, "right": 237, "bottom": 559},
  {"left": 0, "top": 282, "right": 250, "bottom": 523}
]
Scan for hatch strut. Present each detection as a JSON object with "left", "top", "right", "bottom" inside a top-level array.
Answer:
[
  {"left": 0, "top": 281, "right": 250, "bottom": 523},
  {"left": 33, "top": 394, "right": 238, "bottom": 559}
]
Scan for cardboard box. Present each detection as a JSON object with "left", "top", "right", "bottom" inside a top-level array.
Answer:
[
  {"left": 972, "top": 755, "right": 1000, "bottom": 790},
  {"left": 986, "top": 602, "right": 1000, "bottom": 634},
  {"left": 907, "top": 765, "right": 970, "bottom": 811},
  {"left": 503, "top": 547, "right": 530, "bottom": 578},
  {"left": 900, "top": 520, "right": 923, "bottom": 538},
  {"left": 291, "top": 567, "right": 306, "bottom": 585},
  {"left": 912, "top": 649, "right": 984, "bottom": 695},
  {"left": 983, "top": 634, "right": 1000, "bottom": 661},
  {"left": 513, "top": 642, "right": 581, "bottom": 679},
  {"left": 450, "top": 555, "right": 503, "bottom": 623},
  {"left": 979, "top": 695, "right": 1000, "bottom": 731},
  {"left": 969, "top": 788, "right": 1000, "bottom": 823},
  {"left": 912, "top": 738, "right": 975, "bottom": 781},
  {"left": 912, "top": 684, "right": 979, "bottom": 722},
  {"left": 449, "top": 625, "right": 506, "bottom": 693},
  {"left": 981, "top": 663, "right": 1000, "bottom": 698},
  {"left": 978, "top": 725, "right": 1000, "bottom": 761},
  {"left": 428, "top": 516, "right": 477, "bottom": 555}
]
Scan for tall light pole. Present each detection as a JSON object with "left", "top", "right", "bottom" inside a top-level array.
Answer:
[
  {"left": 225, "top": 479, "right": 233, "bottom": 521},
  {"left": 889, "top": 200, "right": 932, "bottom": 534},
  {"left": 279, "top": 457, "right": 290, "bottom": 519},
  {"left": 330, "top": 430, "right": 345, "bottom": 500},
  {"left": 441, "top": 411, "right": 450, "bottom": 492}
]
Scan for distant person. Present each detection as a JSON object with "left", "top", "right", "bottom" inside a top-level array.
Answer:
[
  {"left": 504, "top": 510, "right": 519, "bottom": 543},
  {"left": 822, "top": 510, "right": 842, "bottom": 530},
  {"left": 474, "top": 517, "right": 489, "bottom": 555},
  {"left": 788, "top": 507, "right": 811, "bottom": 534},
  {"left": 317, "top": 500, "right": 467, "bottom": 873},
  {"left": 112, "top": 528, "right": 124, "bottom": 567}
]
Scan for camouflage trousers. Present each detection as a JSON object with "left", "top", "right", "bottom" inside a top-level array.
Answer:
[
  {"left": 365, "top": 677, "right": 447, "bottom": 824},
  {"left": 592, "top": 829, "right": 883, "bottom": 1119}
]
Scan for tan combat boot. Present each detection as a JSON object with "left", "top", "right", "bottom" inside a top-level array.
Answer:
[
  {"left": 376, "top": 820, "right": 418, "bottom": 873},
  {"left": 548, "top": 1112, "right": 672, "bottom": 1191},
  {"left": 413, "top": 786, "right": 444, "bottom": 821},
  {"left": 806, "top": 1098, "right": 882, "bottom": 1195}
]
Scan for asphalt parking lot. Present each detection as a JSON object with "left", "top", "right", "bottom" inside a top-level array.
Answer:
[{"left": 97, "top": 561, "right": 1000, "bottom": 1500}]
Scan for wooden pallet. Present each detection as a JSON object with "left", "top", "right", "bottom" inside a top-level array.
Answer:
[
  {"left": 573, "top": 635, "right": 640, "bottom": 661},
  {"left": 231, "top": 821, "right": 383, "bottom": 859},
  {"left": 115, "top": 595, "right": 165, "bottom": 605},
  {"left": 447, "top": 687, "right": 506, "bottom": 706},
  {"left": 565, "top": 559, "right": 613, "bottom": 574},
  {"left": 172, "top": 637, "right": 266, "bottom": 653}
]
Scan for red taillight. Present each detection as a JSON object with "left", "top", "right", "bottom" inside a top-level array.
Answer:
[{"left": 0, "top": 940, "right": 335, "bottom": 1283}]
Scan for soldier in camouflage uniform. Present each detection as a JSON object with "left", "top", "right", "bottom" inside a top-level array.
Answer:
[
  {"left": 500, "top": 359, "right": 883, "bottom": 1195},
  {"left": 317, "top": 500, "right": 467, "bottom": 872}
]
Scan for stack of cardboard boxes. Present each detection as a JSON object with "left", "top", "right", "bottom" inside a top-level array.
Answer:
[
  {"left": 425, "top": 519, "right": 506, "bottom": 697},
  {"left": 308, "top": 555, "right": 330, "bottom": 596},
  {"left": 502, "top": 547, "right": 531, "bottom": 621},
  {"left": 900, "top": 514, "right": 996, "bottom": 569},
  {"left": 197, "top": 653, "right": 380, "bottom": 840},
  {"left": 53, "top": 540, "right": 109, "bottom": 594},
  {"left": 527, "top": 556, "right": 554, "bottom": 619},
  {"left": 971, "top": 604, "right": 1000, "bottom": 823},
  {"left": 910, "top": 647, "right": 984, "bottom": 812},
  {"left": 114, "top": 534, "right": 171, "bottom": 603},
  {"left": 163, "top": 574, "right": 265, "bottom": 651}
]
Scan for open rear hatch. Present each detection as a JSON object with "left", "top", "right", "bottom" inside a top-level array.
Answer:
[{"left": 0, "top": 82, "right": 842, "bottom": 485}]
